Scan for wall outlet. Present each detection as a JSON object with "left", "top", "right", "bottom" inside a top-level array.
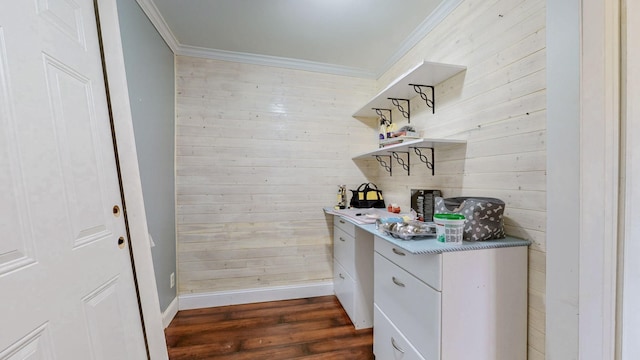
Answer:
[{"left": 170, "top": 272, "right": 175, "bottom": 289}]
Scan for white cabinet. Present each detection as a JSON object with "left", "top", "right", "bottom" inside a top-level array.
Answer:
[
  {"left": 333, "top": 216, "right": 374, "bottom": 329},
  {"left": 373, "top": 236, "right": 528, "bottom": 360}
]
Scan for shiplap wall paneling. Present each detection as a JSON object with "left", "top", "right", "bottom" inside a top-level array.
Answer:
[
  {"left": 364, "top": 0, "right": 546, "bottom": 358},
  {"left": 175, "top": 0, "right": 546, "bottom": 357},
  {"left": 175, "top": 56, "right": 376, "bottom": 295}
]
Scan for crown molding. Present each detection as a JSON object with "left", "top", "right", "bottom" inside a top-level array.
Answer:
[
  {"left": 135, "top": 0, "right": 179, "bottom": 52},
  {"left": 135, "top": 0, "right": 462, "bottom": 79},
  {"left": 176, "top": 45, "right": 377, "bottom": 79},
  {"left": 375, "top": 0, "right": 464, "bottom": 78}
]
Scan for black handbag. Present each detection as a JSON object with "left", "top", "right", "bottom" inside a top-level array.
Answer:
[
  {"left": 350, "top": 183, "right": 385, "bottom": 208},
  {"left": 434, "top": 197, "right": 505, "bottom": 241}
]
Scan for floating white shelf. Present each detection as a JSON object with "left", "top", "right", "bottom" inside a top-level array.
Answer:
[
  {"left": 353, "top": 60, "right": 466, "bottom": 118},
  {"left": 352, "top": 138, "right": 466, "bottom": 160},
  {"left": 352, "top": 138, "right": 466, "bottom": 176}
]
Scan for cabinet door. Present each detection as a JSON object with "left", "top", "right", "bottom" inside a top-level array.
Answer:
[
  {"left": 374, "top": 305, "right": 426, "bottom": 360},
  {"left": 334, "top": 216, "right": 356, "bottom": 236},
  {"left": 375, "top": 236, "right": 442, "bottom": 290},
  {"left": 334, "top": 259, "right": 355, "bottom": 319},
  {"left": 334, "top": 226, "right": 355, "bottom": 275},
  {"left": 375, "top": 253, "right": 441, "bottom": 360}
]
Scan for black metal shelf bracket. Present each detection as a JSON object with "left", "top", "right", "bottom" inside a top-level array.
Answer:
[
  {"left": 412, "top": 147, "right": 435, "bottom": 175},
  {"left": 374, "top": 155, "right": 392, "bottom": 176},
  {"left": 409, "top": 84, "right": 435, "bottom": 114},
  {"left": 388, "top": 98, "right": 410, "bottom": 122},
  {"left": 391, "top": 151, "right": 410, "bottom": 175},
  {"left": 373, "top": 108, "right": 392, "bottom": 124}
]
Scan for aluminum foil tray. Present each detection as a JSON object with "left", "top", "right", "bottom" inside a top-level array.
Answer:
[{"left": 379, "top": 221, "right": 436, "bottom": 240}]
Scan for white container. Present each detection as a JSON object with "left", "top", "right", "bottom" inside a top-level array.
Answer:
[{"left": 433, "top": 213, "right": 466, "bottom": 245}]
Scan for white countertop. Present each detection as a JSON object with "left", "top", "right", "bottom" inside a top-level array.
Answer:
[{"left": 325, "top": 207, "right": 531, "bottom": 255}]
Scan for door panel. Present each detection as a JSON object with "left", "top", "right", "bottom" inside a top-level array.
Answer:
[
  {"left": 0, "top": 1, "right": 147, "bottom": 358},
  {"left": 35, "top": 0, "right": 87, "bottom": 47},
  {"left": 0, "top": 28, "right": 37, "bottom": 276},
  {"left": 43, "top": 54, "right": 112, "bottom": 248},
  {"left": 0, "top": 323, "right": 55, "bottom": 360},
  {"left": 83, "top": 276, "right": 131, "bottom": 360}
]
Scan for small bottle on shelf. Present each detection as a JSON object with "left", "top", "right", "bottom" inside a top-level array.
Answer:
[{"left": 336, "top": 185, "right": 346, "bottom": 209}]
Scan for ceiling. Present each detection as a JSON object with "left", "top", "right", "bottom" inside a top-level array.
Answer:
[{"left": 142, "top": 0, "right": 460, "bottom": 78}]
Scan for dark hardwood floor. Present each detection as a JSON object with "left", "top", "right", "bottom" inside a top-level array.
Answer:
[{"left": 165, "top": 295, "right": 374, "bottom": 360}]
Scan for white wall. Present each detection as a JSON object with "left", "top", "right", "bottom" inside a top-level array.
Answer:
[{"left": 175, "top": 56, "right": 375, "bottom": 297}]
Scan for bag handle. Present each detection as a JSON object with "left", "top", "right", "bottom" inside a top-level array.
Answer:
[
  {"left": 361, "top": 182, "right": 379, "bottom": 191},
  {"left": 355, "top": 182, "right": 380, "bottom": 190}
]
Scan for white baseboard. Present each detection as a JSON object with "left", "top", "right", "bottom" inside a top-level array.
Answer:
[
  {"left": 178, "top": 281, "right": 334, "bottom": 310},
  {"left": 162, "top": 297, "right": 179, "bottom": 328}
]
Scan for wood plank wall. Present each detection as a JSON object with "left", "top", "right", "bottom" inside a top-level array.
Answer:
[
  {"left": 175, "top": 57, "right": 375, "bottom": 293},
  {"left": 175, "top": 0, "right": 545, "bottom": 358},
  {"left": 372, "top": 0, "right": 546, "bottom": 358}
]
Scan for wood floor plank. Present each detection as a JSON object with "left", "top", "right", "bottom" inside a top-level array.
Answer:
[
  {"left": 165, "top": 295, "right": 374, "bottom": 359},
  {"left": 166, "top": 316, "right": 281, "bottom": 338},
  {"left": 168, "top": 343, "right": 306, "bottom": 360},
  {"left": 305, "top": 330, "right": 374, "bottom": 353},
  {"left": 240, "top": 324, "right": 359, "bottom": 350}
]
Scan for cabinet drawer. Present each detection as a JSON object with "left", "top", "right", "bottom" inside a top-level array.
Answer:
[
  {"left": 334, "top": 216, "right": 356, "bottom": 237},
  {"left": 374, "top": 304, "right": 425, "bottom": 360},
  {"left": 375, "top": 236, "right": 441, "bottom": 291},
  {"left": 375, "top": 253, "right": 441, "bottom": 360},
  {"left": 333, "top": 259, "right": 354, "bottom": 320},
  {"left": 333, "top": 226, "right": 355, "bottom": 275}
]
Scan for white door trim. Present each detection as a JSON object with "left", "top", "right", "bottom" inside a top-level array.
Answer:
[
  {"left": 579, "top": 0, "right": 620, "bottom": 359},
  {"left": 546, "top": 0, "right": 621, "bottom": 358},
  {"left": 620, "top": 0, "right": 640, "bottom": 358},
  {"left": 95, "top": 1, "right": 168, "bottom": 358}
]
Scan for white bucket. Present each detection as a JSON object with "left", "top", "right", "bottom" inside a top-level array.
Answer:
[{"left": 433, "top": 213, "right": 466, "bottom": 245}]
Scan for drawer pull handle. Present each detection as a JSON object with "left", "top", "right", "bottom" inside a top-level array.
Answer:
[
  {"left": 339, "top": 219, "right": 345, "bottom": 224},
  {"left": 339, "top": 273, "right": 345, "bottom": 279},
  {"left": 392, "top": 248, "right": 406, "bottom": 256},
  {"left": 392, "top": 276, "right": 405, "bottom": 287},
  {"left": 391, "top": 337, "right": 405, "bottom": 354},
  {"left": 339, "top": 237, "right": 346, "bottom": 242}
]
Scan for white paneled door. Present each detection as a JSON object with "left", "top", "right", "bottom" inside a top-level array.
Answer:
[{"left": 0, "top": 1, "right": 147, "bottom": 359}]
